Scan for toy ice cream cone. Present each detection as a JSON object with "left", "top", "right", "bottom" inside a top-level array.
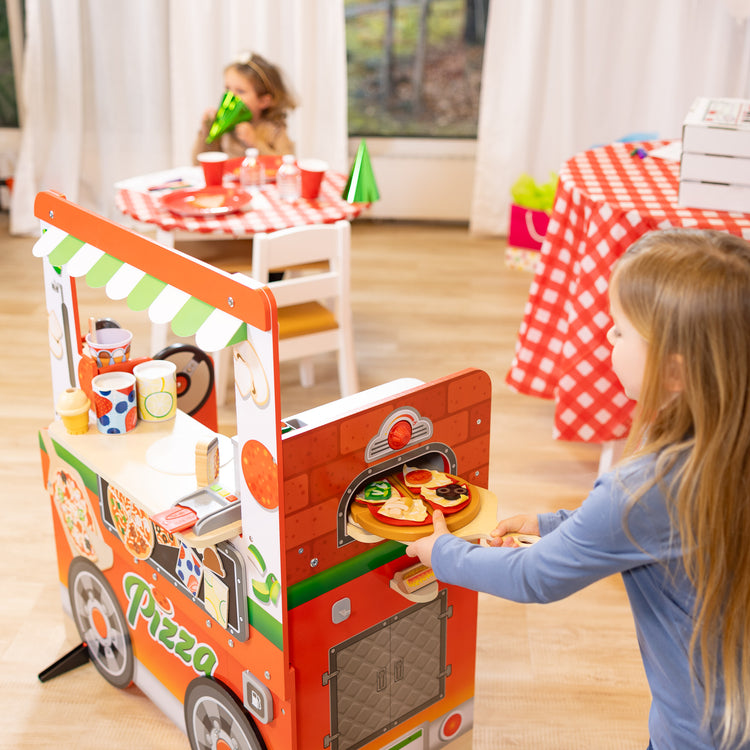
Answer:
[
  {"left": 342, "top": 139, "right": 380, "bottom": 204},
  {"left": 56, "top": 387, "right": 91, "bottom": 435},
  {"left": 206, "top": 92, "right": 253, "bottom": 144}
]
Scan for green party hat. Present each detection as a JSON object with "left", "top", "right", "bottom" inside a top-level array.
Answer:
[
  {"left": 206, "top": 92, "right": 252, "bottom": 144},
  {"left": 342, "top": 140, "right": 380, "bottom": 204}
]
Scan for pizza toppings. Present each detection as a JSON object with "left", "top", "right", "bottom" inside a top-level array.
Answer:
[
  {"left": 421, "top": 482, "right": 469, "bottom": 506},
  {"left": 353, "top": 464, "right": 472, "bottom": 526},
  {"left": 403, "top": 465, "right": 458, "bottom": 491},
  {"left": 356, "top": 479, "right": 396, "bottom": 503},
  {"left": 378, "top": 494, "right": 428, "bottom": 523},
  {"left": 402, "top": 467, "right": 433, "bottom": 486}
]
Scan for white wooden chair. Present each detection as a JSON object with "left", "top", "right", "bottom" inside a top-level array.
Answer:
[{"left": 212, "top": 219, "right": 358, "bottom": 404}]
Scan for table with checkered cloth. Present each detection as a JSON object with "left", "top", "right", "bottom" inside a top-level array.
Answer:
[
  {"left": 115, "top": 169, "right": 362, "bottom": 236},
  {"left": 506, "top": 140, "right": 750, "bottom": 443}
]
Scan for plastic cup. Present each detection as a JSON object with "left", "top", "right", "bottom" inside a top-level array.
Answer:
[
  {"left": 134, "top": 360, "right": 177, "bottom": 422},
  {"left": 299, "top": 159, "right": 328, "bottom": 199},
  {"left": 85, "top": 327, "right": 132, "bottom": 367},
  {"left": 91, "top": 372, "right": 137, "bottom": 435},
  {"left": 197, "top": 152, "right": 228, "bottom": 187}
]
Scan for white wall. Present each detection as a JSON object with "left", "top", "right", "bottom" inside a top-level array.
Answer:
[{"left": 352, "top": 137, "right": 476, "bottom": 222}]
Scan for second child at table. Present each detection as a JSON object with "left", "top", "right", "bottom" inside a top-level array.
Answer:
[{"left": 192, "top": 51, "right": 297, "bottom": 163}]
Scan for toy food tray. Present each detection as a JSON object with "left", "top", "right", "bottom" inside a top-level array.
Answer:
[{"left": 177, "top": 487, "right": 241, "bottom": 535}]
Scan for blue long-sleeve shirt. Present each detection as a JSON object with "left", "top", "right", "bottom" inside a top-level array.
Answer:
[{"left": 431, "top": 456, "right": 740, "bottom": 749}]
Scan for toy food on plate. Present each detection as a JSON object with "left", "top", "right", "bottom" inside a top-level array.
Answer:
[
  {"left": 403, "top": 465, "right": 457, "bottom": 490},
  {"left": 355, "top": 479, "right": 399, "bottom": 503},
  {"left": 354, "top": 465, "right": 471, "bottom": 527},
  {"left": 376, "top": 494, "right": 429, "bottom": 524},
  {"left": 161, "top": 186, "right": 252, "bottom": 216},
  {"left": 420, "top": 482, "right": 469, "bottom": 507},
  {"left": 192, "top": 193, "right": 226, "bottom": 210},
  {"left": 402, "top": 465, "right": 470, "bottom": 508}
]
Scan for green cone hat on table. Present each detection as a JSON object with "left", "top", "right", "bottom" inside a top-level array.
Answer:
[
  {"left": 206, "top": 92, "right": 253, "bottom": 144},
  {"left": 342, "top": 140, "right": 380, "bottom": 204}
]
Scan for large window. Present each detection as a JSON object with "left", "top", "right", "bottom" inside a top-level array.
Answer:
[
  {"left": 0, "top": 0, "right": 22, "bottom": 128},
  {"left": 345, "top": 0, "right": 488, "bottom": 138}
]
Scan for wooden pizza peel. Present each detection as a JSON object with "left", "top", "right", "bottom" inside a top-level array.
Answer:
[{"left": 347, "top": 483, "right": 499, "bottom": 544}]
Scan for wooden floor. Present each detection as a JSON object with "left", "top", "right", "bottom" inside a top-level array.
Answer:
[{"left": 0, "top": 211, "right": 651, "bottom": 749}]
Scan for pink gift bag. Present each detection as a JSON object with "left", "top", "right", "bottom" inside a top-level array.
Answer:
[{"left": 508, "top": 203, "right": 550, "bottom": 251}]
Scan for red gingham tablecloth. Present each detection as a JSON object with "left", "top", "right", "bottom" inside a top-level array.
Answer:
[
  {"left": 115, "top": 170, "right": 362, "bottom": 236},
  {"left": 506, "top": 140, "right": 750, "bottom": 443}
]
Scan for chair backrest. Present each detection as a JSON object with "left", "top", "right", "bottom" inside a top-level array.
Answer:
[{"left": 251, "top": 220, "right": 351, "bottom": 328}]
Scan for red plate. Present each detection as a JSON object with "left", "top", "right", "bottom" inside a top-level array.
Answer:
[
  {"left": 225, "top": 154, "right": 284, "bottom": 182},
  {"left": 161, "top": 186, "right": 252, "bottom": 216}
]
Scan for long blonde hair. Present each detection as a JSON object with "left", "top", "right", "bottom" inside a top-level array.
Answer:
[
  {"left": 227, "top": 52, "right": 297, "bottom": 126},
  {"left": 611, "top": 228, "right": 750, "bottom": 747}
]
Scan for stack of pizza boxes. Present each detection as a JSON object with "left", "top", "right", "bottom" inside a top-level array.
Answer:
[{"left": 679, "top": 97, "right": 750, "bottom": 213}]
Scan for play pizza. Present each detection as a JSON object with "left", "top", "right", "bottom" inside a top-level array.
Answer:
[
  {"left": 107, "top": 484, "right": 155, "bottom": 560},
  {"left": 355, "top": 465, "right": 472, "bottom": 527},
  {"left": 49, "top": 468, "right": 98, "bottom": 561}
]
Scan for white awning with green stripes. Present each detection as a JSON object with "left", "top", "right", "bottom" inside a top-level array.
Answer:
[{"left": 33, "top": 224, "right": 247, "bottom": 351}]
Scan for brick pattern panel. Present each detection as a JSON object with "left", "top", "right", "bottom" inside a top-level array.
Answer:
[{"left": 281, "top": 370, "right": 492, "bottom": 587}]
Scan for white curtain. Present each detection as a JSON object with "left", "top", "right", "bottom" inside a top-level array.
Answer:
[
  {"left": 470, "top": 0, "right": 750, "bottom": 235},
  {"left": 10, "top": 0, "right": 348, "bottom": 236}
]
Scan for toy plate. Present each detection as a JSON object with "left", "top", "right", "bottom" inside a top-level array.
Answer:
[{"left": 162, "top": 186, "right": 252, "bottom": 216}]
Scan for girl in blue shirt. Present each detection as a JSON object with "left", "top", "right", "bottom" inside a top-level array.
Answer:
[{"left": 407, "top": 228, "right": 750, "bottom": 750}]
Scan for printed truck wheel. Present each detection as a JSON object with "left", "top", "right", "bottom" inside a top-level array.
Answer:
[
  {"left": 68, "top": 556, "right": 134, "bottom": 688},
  {"left": 184, "top": 677, "right": 266, "bottom": 750}
]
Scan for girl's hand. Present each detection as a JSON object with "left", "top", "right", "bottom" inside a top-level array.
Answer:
[
  {"left": 489, "top": 514, "right": 540, "bottom": 547},
  {"left": 234, "top": 121, "right": 256, "bottom": 147},
  {"left": 405, "top": 509, "right": 451, "bottom": 568}
]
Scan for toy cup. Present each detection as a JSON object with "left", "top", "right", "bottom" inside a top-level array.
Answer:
[
  {"left": 299, "top": 159, "right": 328, "bottom": 200},
  {"left": 197, "top": 152, "right": 229, "bottom": 187},
  {"left": 91, "top": 372, "right": 137, "bottom": 435},
  {"left": 85, "top": 327, "right": 132, "bottom": 367},
  {"left": 56, "top": 387, "right": 91, "bottom": 435},
  {"left": 134, "top": 360, "right": 177, "bottom": 422}
]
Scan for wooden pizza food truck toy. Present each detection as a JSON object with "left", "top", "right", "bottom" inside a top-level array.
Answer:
[{"left": 34, "top": 190, "right": 499, "bottom": 750}]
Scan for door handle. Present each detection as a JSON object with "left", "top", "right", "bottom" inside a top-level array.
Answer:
[
  {"left": 393, "top": 657, "right": 404, "bottom": 682},
  {"left": 376, "top": 667, "right": 388, "bottom": 692}
]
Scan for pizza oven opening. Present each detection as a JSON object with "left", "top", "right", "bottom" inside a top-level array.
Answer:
[{"left": 337, "top": 442, "right": 457, "bottom": 547}]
